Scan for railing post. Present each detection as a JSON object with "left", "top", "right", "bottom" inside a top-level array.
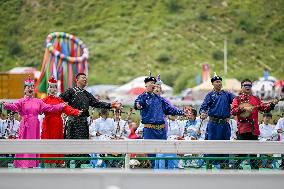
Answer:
[
  {"left": 125, "top": 154, "right": 130, "bottom": 170},
  {"left": 40, "top": 159, "right": 45, "bottom": 168}
]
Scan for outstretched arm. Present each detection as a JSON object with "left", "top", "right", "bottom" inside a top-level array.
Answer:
[
  {"left": 59, "top": 89, "right": 72, "bottom": 103},
  {"left": 162, "top": 97, "right": 184, "bottom": 116},
  {"left": 258, "top": 98, "right": 275, "bottom": 113},
  {"left": 40, "top": 100, "right": 64, "bottom": 113},
  {"left": 87, "top": 92, "right": 112, "bottom": 109},
  {"left": 2, "top": 100, "right": 22, "bottom": 113}
]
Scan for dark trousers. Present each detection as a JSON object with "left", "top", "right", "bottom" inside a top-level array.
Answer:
[
  {"left": 205, "top": 121, "right": 231, "bottom": 168},
  {"left": 143, "top": 128, "right": 167, "bottom": 168},
  {"left": 235, "top": 132, "right": 259, "bottom": 169},
  {"left": 64, "top": 117, "right": 90, "bottom": 168}
]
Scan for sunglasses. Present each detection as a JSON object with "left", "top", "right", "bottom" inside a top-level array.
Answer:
[{"left": 242, "top": 84, "right": 252, "bottom": 88}]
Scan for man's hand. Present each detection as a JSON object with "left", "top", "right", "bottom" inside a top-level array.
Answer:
[
  {"left": 271, "top": 99, "right": 279, "bottom": 105},
  {"left": 63, "top": 102, "right": 68, "bottom": 107},
  {"left": 200, "top": 112, "right": 208, "bottom": 120},
  {"left": 136, "top": 102, "right": 142, "bottom": 109},
  {"left": 78, "top": 110, "right": 83, "bottom": 116},
  {"left": 111, "top": 101, "right": 122, "bottom": 109}
]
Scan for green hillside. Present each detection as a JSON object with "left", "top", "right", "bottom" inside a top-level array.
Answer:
[{"left": 1, "top": 0, "right": 283, "bottom": 92}]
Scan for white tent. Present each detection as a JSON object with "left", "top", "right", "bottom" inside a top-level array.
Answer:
[
  {"left": 113, "top": 76, "right": 173, "bottom": 95},
  {"left": 192, "top": 78, "right": 241, "bottom": 100},
  {"left": 252, "top": 80, "right": 275, "bottom": 99},
  {"left": 9, "top": 67, "right": 41, "bottom": 79},
  {"left": 86, "top": 85, "right": 119, "bottom": 96},
  {"left": 108, "top": 76, "right": 173, "bottom": 105}
]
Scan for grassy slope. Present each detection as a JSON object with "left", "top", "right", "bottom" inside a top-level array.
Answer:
[{"left": 0, "top": 0, "right": 283, "bottom": 93}]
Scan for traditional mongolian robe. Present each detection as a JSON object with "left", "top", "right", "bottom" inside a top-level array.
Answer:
[
  {"left": 40, "top": 95, "right": 80, "bottom": 164},
  {"left": 59, "top": 86, "right": 112, "bottom": 168},
  {"left": 3, "top": 96, "right": 64, "bottom": 168},
  {"left": 60, "top": 87, "right": 112, "bottom": 139}
]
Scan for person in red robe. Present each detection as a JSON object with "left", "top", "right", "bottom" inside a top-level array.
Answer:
[
  {"left": 40, "top": 77, "right": 81, "bottom": 167},
  {"left": 231, "top": 78, "right": 277, "bottom": 169}
]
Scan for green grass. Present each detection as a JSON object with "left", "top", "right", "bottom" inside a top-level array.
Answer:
[{"left": 0, "top": 0, "right": 283, "bottom": 93}]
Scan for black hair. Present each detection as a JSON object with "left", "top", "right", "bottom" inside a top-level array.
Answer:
[
  {"left": 76, "top": 73, "right": 86, "bottom": 80},
  {"left": 263, "top": 112, "right": 272, "bottom": 118},
  {"left": 241, "top": 79, "right": 252, "bottom": 85},
  {"left": 191, "top": 109, "right": 197, "bottom": 116}
]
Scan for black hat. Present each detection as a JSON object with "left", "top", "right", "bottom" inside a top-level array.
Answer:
[
  {"left": 211, "top": 73, "right": 222, "bottom": 83},
  {"left": 144, "top": 76, "right": 157, "bottom": 83}
]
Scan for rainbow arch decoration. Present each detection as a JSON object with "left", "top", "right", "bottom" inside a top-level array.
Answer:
[{"left": 36, "top": 32, "right": 89, "bottom": 93}]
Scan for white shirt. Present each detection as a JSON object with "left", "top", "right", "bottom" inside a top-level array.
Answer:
[
  {"left": 113, "top": 119, "right": 131, "bottom": 138},
  {"left": 229, "top": 119, "right": 238, "bottom": 140},
  {"left": 89, "top": 117, "right": 115, "bottom": 140},
  {"left": 87, "top": 116, "right": 92, "bottom": 126},
  {"left": 0, "top": 119, "right": 5, "bottom": 138},
  {"left": 38, "top": 114, "right": 45, "bottom": 133},
  {"left": 184, "top": 118, "right": 206, "bottom": 140},
  {"left": 135, "top": 123, "right": 144, "bottom": 138},
  {"left": 167, "top": 119, "right": 185, "bottom": 140},
  {"left": 1, "top": 119, "right": 20, "bottom": 137},
  {"left": 273, "top": 117, "right": 284, "bottom": 141},
  {"left": 259, "top": 123, "right": 275, "bottom": 141}
]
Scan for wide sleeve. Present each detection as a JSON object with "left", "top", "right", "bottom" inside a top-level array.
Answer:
[
  {"left": 228, "top": 92, "right": 235, "bottom": 104},
  {"left": 161, "top": 97, "right": 184, "bottom": 116},
  {"left": 3, "top": 99, "right": 22, "bottom": 113},
  {"left": 63, "top": 105, "right": 80, "bottom": 116},
  {"left": 257, "top": 98, "right": 274, "bottom": 112},
  {"left": 40, "top": 100, "right": 64, "bottom": 113},
  {"left": 86, "top": 92, "right": 112, "bottom": 109},
  {"left": 134, "top": 94, "right": 146, "bottom": 110},
  {"left": 59, "top": 88, "right": 73, "bottom": 103},
  {"left": 199, "top": 93, "right": 212, "bottom": 114},
  {"left": 231, "top": 97, "right": 244, "bottom": 116}
]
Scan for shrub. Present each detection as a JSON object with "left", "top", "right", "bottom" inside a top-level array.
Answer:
[{"left": 212, "top": 50, "right": 223, "bottom": 61}]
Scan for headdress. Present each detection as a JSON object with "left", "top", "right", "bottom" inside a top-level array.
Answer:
[
  {"left": 211, "top": 72, "right": 222, "bottom": 83},
  {"left": 24, "top": 76, "right": 35, "bottom": 86}
]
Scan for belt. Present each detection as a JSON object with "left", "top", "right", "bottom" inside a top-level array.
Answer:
[
  {"left": 209, "top": 117, "right": 228, "bottom": 124},
  {"left": 144, "top": 124, "right": 165, "bottom": 130}
]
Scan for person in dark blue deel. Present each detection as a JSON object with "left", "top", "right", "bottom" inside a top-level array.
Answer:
[
  {"left": 134, "top": 76, "right": 188, "bottom": 140},
  {"left": 199, "top": 74, "right": 235, "bottom": 169}
]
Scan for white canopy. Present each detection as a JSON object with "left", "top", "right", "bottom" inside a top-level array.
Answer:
[{"left": 113, "top": 76, "right": 173, "bottom": 95}]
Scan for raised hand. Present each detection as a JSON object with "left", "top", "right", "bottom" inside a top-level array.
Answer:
[
  {"left": 78, "top": 110, "right": 83, "bottom": 116},
  {"left": 200, "top": 112, "right": 208, "bottom": 120},
  {"left": 136, "top": 102, "right": 142, "bottom": 109},
  {"left": 112, "top": 101, "right": 122, "bottom": 110}
]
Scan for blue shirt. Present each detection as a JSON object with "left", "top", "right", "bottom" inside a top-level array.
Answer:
[
  {"left": 199, "top": 90, "right": 235, "bottom": 118},
  {"left": 134, "top": 92, "right": 184, "bottom": 125}
]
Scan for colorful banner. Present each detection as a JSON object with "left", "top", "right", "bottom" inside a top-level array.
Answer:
[{"left": 36, "top": 32, "right": 89, "bottom": 93}]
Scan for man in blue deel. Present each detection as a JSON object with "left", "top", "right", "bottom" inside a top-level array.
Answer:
[
  {"left": 134, "top": 76, "right": 188, "bottom": 140},
  {"left": 199, "top": 73, "right": 235, "bottom": 169}
]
